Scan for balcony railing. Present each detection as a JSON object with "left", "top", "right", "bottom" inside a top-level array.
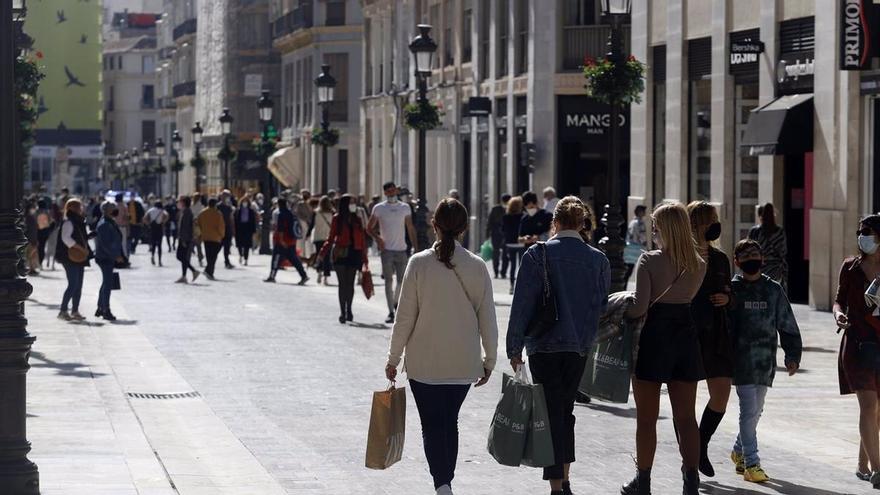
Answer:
[
  {"left": 157, "top": 96, "right": 177, "bottom": 109},
  {"left": 173, "top": 18, "right": 197, "bottom": 42},
  {"left": 173, "top": 81, "right": 196, "bottom": 98},
  {"left": 158, "top": 46, "right": 175, "bottom": 60},
  {"left": 562, "top": 25, "right": 632, "bottom": 71},
  {"left": 271, "top": 3, "right": 314, "bottom": 40}
]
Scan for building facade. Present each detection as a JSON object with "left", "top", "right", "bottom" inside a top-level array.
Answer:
[
  {"left": 271, "top": 0, "right": 364, "bottom": 194},
  {"left": 628, "top": 0, "right": 880, "bottom": 309},
  {"left": 361, "top": 0, "right": 630, "bottom": 248}
]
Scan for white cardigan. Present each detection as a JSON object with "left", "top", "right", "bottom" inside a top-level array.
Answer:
[{"left": 387, "top": 243, "right": 499, "bottom": 381}]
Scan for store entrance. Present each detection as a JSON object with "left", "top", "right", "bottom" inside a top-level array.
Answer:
[{"left": 783, "top": 153, "right": 810, "bottom": 304}]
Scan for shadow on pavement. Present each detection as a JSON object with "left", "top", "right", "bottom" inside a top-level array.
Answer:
[
  {"left": 27, "top": 298, "right": 61, "bottom": 311},
  {"left": 702, "top": 479, "right": 857, "bottom": 495},
  {"left": 70, "top": 320, "right": 106, "bottom": 327},
  {"left": 576, "top": 401, "right": 670, "bottom": 420},
  {"left": 31, "top": 351, "right": 105, "bottom": 379},
  {"left": 803, "top": 346, "right": 836, "bottom": 354},
  {"left": 108, "top": 319, "right": 138, "bottom": 326},
  {"left": 348, "top": 322, "right": 390, "bottom": 330}
]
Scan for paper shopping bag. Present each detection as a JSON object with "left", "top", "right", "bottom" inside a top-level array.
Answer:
[
  {"left": 521, "top": 383, "right": 555, "bottom": 468},
  {"left": 487, "top": 370, "right": 532, "bottom": 466},
  {"left": 579, "top": 323, "right": 633, "bottom": 403},
  {"left": 365, "top": 385, "right": 406, "bottom": 470}
]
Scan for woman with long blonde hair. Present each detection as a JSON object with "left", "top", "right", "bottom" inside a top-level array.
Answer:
[
  {"left": 621, "top": 201, "right": 706, "bottom": 495},
  {"left": 56, "top": 198, "right": 92, "bottom": 321}
]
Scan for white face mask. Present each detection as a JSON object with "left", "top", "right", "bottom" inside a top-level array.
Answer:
[
  {"left": 859, "top": 234, "right": 879, "bottom": 255},
  {"left": 348, "top": 204, "right": 357, "bottom": 213},
  {"left": 526, "top": 207, "right": 538, "bottom": 217},
  {"left": 386, "top": 195, "right": 398, "bottom": 203}
]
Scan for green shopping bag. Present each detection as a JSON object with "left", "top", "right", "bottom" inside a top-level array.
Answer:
[
  {"left": 521, "top": 374, "right": 555, "bottom": 468},
  {"left": 579, "top": 322, "right": 633, "bottom": 403},
  {"left": 480, "top": 240, "right": 494, "bottom": 261},
  {"left": 487, "top": 368, "right": 532, "bottom": 466}
]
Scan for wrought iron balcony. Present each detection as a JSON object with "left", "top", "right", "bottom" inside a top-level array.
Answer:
[
  {"left": 173, "top": 80, "right": 196, "bottom": 98},
  {"left": 271, "top": 3, "right": 314, "bottom": 40},
  {"left": 173, "top": 18, "right": 197, "bottom": 42}
]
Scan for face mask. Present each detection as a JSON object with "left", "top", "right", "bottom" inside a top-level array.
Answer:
[
  {"left": 859, "top": 234, "right": 879, "bottom": 255},
  {"left": 348, "top": 204, "right": 357, "bottom": 213},
  {"left": 740, "top": 259, "right": 762, "bottom": 275},
  {"left": 526, "top": 207, "right": 538, "bottom": 216},
  {"left": 705, "top": 222, "right": 722, "bottom": 242},
  {"left": 386, "top": 195, "right": 398, "bottom": 203}
]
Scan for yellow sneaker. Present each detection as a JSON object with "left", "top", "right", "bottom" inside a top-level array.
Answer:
[
  {"left": 730, "top": 451, "right": 744, "bottom": 475},
  {"left": 744, "top": 465, "right": 770, "bottom": 483}
]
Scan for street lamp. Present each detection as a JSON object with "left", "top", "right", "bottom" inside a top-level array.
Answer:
[
  {"left": 408, "top": 24, "right": 437, "bottom": 251},
  {"left": 155, "top": 137, "right": 165, "bottom": 197},
  {"left": 219, "top": 107, "right": 233, "bottom": 187},
  {"left": 257, "top": 90, "right": 274, "bottom": 255},
  {"left": 314, "top": 64, "right": 336, "bottom": 193},
  {"left": 192, "top": 121, "right": 203, "bottom": 193},
  {"left": 171, "top": 130, "right": 182, "bottom": 196},
  {"left": 598, "top": 0, "right": 631, "bottom": 292}
]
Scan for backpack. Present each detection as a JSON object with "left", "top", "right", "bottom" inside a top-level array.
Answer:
[{"left": 291, "top": 214, "right": 304, "bottom": 240}]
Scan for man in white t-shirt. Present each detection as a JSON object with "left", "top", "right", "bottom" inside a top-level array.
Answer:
[
  {"left": 368, "top": 181, "right": 418, "bottom": 323},
  {"left": 543, "top": 186, "right": 559, "bottom": 213}
]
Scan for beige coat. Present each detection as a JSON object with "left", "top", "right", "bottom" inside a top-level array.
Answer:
[{"left": 387, "top": 243, "right": 498, "bottom": 381}]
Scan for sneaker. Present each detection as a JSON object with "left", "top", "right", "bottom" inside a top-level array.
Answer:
[
  {"left": 339, "top": 315, "right": 346, "bottom": 324},
  {"left": 205, "top": 273, "right": 216, "bottom": 281},
  {"left": 385, "top": 312, "right": 395, "bottom": 324},
  {"left": 95, "top": 308, "right": 104, "bottom": 318},
  {"left": 264, "top": 277, "right": 276, "bottom": 283},
  {"left": 192, "top": 270, "right": 201, "bottom": 282},
  {"left": 730, "top": 451, "right": 744, "bottom": 475},
  {"left": 57, "top": 310, "right": 71, "bottom": 321},
  {"left": 857, "top": 471, "right": 872, "bottom": 482},
  {"left": 175, "top": 276, "right": 187, "bottom": 284},
  {"left": 743, "top": 465, "right": 769, "bottom": 483},
  {"left": 70, "top": 311, "right": 85, "bottom": 321},
  {"left": 298, "top": 276, "right": 309, "bottom": 286},
  {"left": 435, "top": 485, "right": 453, "bottom": 495},
  {"left": 871, "top": 471, "right": 880, "bottom": 489}
]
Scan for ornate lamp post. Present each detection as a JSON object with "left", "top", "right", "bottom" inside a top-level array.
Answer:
[
  {"left": 257, "top": 90, "right": 275, "bottom": 255},
  {"left": 155, "top": 137, "right": 165, "bottom": 197},
  {"left": 131, "top": 147, "right": 141, "bottom": 191},
  {"left": 598, "top": 0, "right": 631, "bottom": 292},
  {"left": 191, "top": 121, "right": 203, "bottom": 193},
  {"left": 219, "top": 107, "right": 233, "bottom": 188},
  {"left": 171, "top": 130, "right": 182, "bottom": 196},
  {"left": 1, "top": 1, "right": 40, "bottom": 491},
  {"left": 408, "top": 24, "right": 437, "bottom": 251},
  {"left": 122, "top": 151, "right": 131, "bottom": 190},
  {"left": 314, "top": 64, "right": 336, "bottom": 193},
  {"left": 142, "top": 141, "right": 152, "bottom": 189}
]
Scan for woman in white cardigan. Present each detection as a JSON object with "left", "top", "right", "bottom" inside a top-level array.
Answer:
[{"left": 385, "top": 198, "right": 498, "bottom": 495}]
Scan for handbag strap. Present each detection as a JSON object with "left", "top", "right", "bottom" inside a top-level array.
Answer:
[
  {"left": 650, "top": 270, "right": 685, "bottom": 308},
  {"left": 445, "top": 251, "right": 479, "bottom": 318}
]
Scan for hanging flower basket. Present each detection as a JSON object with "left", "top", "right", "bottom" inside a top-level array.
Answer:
[
  {"left": 171, "top": 160, "right": 185, "bottom": 173},
  {"left": 311, "top": 127, "right": 340, "bottom": 147},
  {"left": 217, "top": 147, "right": 237, "bottom": 163},
  {"left": 403, "top": 100, "right": 442, "bottom": 131},
  {"left": 251, "top": 137, "right": 278, "bottom": 159},
  {"left": 582, "top": 55, "right": 646, "bottom": 106},
  {"left": 155, "top": 165, "right": 167, "bottom": 174},
  {"left": 190, "top": 155, "right": 206, "bottom": 170},
  {"left": 15, "top": 55, "right": 45, "bottom": 172}
]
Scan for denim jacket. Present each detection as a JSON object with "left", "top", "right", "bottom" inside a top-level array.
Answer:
[
  {"left": 95, "top": 217, "right": 123, "bottom": 264},
  {"left": 507, "top": 230, "right": 611, "bottom": 358}
]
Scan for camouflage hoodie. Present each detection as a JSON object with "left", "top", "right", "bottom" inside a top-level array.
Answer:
[{"left": 729, "top": 274, "right": 802, "bottom": 386}]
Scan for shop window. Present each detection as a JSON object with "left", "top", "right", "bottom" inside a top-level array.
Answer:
[
  {"left": 563, "top": 0, "right": 597, "bottom": 26},
  {"left": 480, "top": 0, "right": 490, "bottom": 79},
  {"left": 734, "top": 83, "right": 760, "bottom": 239},
  {"left": 688, "top": 80, "right": 711, "bottom": 201},
  {"left": 515, "top": 0, "right": 528, "bottom": 75},
  {"left": 462, "top": 7, "right": 473, "bottom": 64},
  {"left": 497, "top": 0, "right": 509, "bottom": 76}
]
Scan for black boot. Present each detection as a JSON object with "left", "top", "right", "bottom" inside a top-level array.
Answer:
[
  {"left": 562, "top": 480, "right": 573, "bottom": 495},
  {"left": 682, "top": 468, "right": 700, "bottom": 495},
  {"left": 621, "top": 469, "right": 651, "bottom": 495},
  {"left": 698, "top": 406, "right": 725, "bottom": 477}
]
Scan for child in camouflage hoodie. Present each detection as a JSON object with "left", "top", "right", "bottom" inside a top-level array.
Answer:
[{"left": 728, "top": 239, "right": 802, "bottom": 483}]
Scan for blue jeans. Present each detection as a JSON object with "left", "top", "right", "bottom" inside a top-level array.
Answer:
[
  {"left": 409, "top": 380, "right": 470, "bottom": 489},
  {"left": 733, "top": 384, "right": 769, "bottom": 467},
  {"left": 97, "top": 261, "right": 115, "bottom": 312},
  {"left": 61, "top": 264, "right": 84, "bottom": 312}
]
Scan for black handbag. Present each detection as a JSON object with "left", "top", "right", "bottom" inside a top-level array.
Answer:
[{"left": 525, "top": 242, "right": 558, "bottom": 338}]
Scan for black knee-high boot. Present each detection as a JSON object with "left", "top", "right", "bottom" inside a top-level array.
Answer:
[{"left": 698, "top": 406, "right": 725, "bottom": 477}]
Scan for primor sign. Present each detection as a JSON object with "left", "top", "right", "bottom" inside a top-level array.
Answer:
[{"left": 840, "top": 0, "right": 876, "bottom": 70}]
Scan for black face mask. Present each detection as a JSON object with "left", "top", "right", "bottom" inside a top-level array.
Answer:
[
  {"left": 705, "top": 222, "right": 722, "bottom": 242},
  {"left": 740, "top": 259, "right": 762, "bottom": 275}
]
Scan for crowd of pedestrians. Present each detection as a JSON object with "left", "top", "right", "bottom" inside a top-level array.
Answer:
[{"left": 25, "top": 181, "right": 880, "bottom": 494}]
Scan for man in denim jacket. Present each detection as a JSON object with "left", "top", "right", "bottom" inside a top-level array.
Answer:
[{"left": 506, "top": 196, "right": 610, "bottom": 495}]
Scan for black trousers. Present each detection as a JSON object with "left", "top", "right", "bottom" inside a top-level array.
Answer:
[
  {"left": 410, "top": 380, "right": 471, "bottom": 489},
  {"left": 529, "top": 352, "right": 588, "bottom": 480},
  {"left": 491, "top": 236, "right": 508, "bottom": 277},
  {"left": 507, "top": 246, "right": 525, "bottom": 286},
  {"left": 177, "top": 242, "right": 197, "bottom": 277},
  {"left": 222, "top": 237, "right": 233, "bottom": 265},
  {"left": 335, "top": 265, "right": 357, "bottom": 315},
  {"left": 204, "top": 241, "right": 222, "bottom": 276}
]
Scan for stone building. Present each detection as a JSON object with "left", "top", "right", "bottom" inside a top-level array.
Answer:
[
  {"left": 361, "top": 0, "right": 629, "bottom": 248},
  {"left": 628, "top": 0, "right": 880, "bottom": 309}
]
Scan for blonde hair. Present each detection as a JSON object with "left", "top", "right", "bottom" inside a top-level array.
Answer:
[
  {"left": 63, "top": 198, "right": 82, "bottom": 218},
  {"left": 553, "top": 196, "right": 592, "bottom": 230},
  {"left": 653, "top": 201, "right": 703, "bottom": 273},
  {"left": 506, "top": 196, "right": 524, "bottom": 215},
  {"left": 686, "top": 200, "right": 719, "bottom": 246}
]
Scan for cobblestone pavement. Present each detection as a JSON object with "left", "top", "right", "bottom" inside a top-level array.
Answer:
[{"left": 27, "top": 248, "right": 871, "bottom": 494}]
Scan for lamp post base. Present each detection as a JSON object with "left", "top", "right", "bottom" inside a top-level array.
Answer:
[
  {"left": 413, "top": 199, "right": 431, "bottom": 252},
  {"left": 599, "top": 203, "right": 627, "bottom": 293}
]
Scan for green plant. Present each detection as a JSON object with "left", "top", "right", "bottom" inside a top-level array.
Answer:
[
  {"left": 252, "top": 137, "right": 277, "bottom": 159},
  {"left": 171, "top": 160, "right": 185, "bottom": 173},
  {"left": 15, "top": 55, "right": 45, "bottom": 172},
  {"left": 582, "top": 55, "right": 646, "bottom": 106},
  {"left": 311, "top": 127, "right": 340, "bottom": 147},
  {"left": 217, "top": 147, "right": 237, "bottom": 163},
  {"left": 190, "top": 155, "right": 206, "bottom": 170},
  {"left": 403, "top": 100, "right": 442, "bottom": 131}
]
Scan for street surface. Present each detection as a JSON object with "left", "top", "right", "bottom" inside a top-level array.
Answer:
[{"left": 25, "top": 249, "right": 870, "bottom": 494}]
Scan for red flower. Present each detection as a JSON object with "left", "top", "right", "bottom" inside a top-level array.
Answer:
[
  {"left": 583, "top": 56, "right": 596, "bottom": 66},
  {"left": 35, "top": 51, "right": 43, "bottom": 59},
  {"left": 627, "top": 54, "right": 636, "bottom": 62}
]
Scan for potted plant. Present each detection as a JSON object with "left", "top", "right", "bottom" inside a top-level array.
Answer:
[
  {"left": 582, "top": 55, "right": 646, "bottom": 106},
  {"left": 311, "top": 127, "right": 340, "bottom": 147},
  {"left": 403, "top": 100, "right": 442, "bottom": 131}
]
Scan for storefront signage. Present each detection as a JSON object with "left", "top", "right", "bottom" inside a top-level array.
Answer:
[
  {"left": 730, "top": 41, "right": 763, "bottom": 66},
  {"left": 777, "top": 58, "right": 815, "bottom": 83},
  {"left": 558, "top": 96, "right": 630, "bottom": 151},
  {"left": 564, "top": 113, "right": 626, "bottom": 135},
  {"left": 840, "top": 0, "right": 875, "bottom": 70}
]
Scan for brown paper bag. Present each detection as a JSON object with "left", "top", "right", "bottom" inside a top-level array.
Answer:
[{"left": 365, "top": 385, "right": 406, "bottom": 470}]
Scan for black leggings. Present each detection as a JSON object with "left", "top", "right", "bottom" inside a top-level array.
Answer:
[
  {"left": 410, "top": 380, "right": 470, "bottom": 489},
  {"left": 335, "top": 265, "right": 358, "bottom": 315},
  {"left": 177, "top": 242, "right": 197, "bottom": 277}
]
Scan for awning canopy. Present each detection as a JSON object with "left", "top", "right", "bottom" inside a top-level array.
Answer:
[
  {"left": 741, "top": 94, "right": 813, "bottom": 156},
  {"left": 267, "top": 145, "right": 303, "bottom": 189}
]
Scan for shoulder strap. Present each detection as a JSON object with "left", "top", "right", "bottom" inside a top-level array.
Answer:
[
  {"left": 443, "top": 249, "right": 479, "bottom": 317},
  {"left": 650, "top": 269, "right": 685, "bottom": 308}
]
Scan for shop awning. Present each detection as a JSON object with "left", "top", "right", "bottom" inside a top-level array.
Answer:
[
  {"left": 741, "top": 93, "right": 813, "bottom": 156},
  {"left": 267, "top": 145, "right": 303, "bottom": 189}
]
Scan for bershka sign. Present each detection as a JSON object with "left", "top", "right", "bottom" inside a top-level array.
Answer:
[
  {"left": 730, "top": 40, "right": 764, "bottom": 66},
  {"left": 840, "top": 0, "right": 875, "bottom": 70}
]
